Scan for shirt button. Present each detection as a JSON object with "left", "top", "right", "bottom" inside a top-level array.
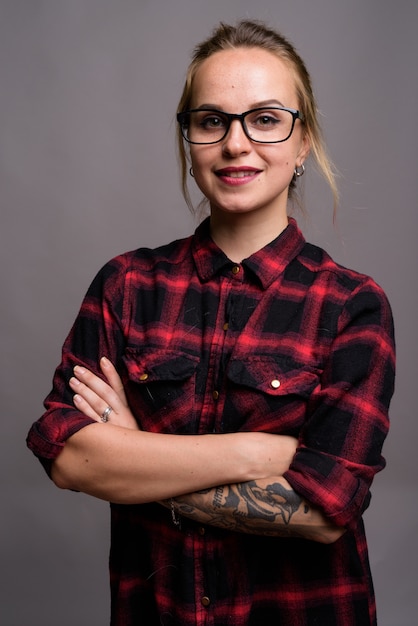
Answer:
[
  {"left": 139, "top": 373, "right": 149, "bottom": 381},
  {"left": 198, "top": 526, "right": 206, "bottom": 536},
  {"left": 270, "top": 379, "right": 281, "bottom": 389},
  {"left": 223, "top": 322, "right": 229, "bottom": 331},
  {"left": 212, "top": 390, "right": 220, "bottom": 400},
  {"left": 231, "top": 265, "right": 240, "bottom": 275},
  {"left": 201, "top": 596, "right": 211, "bottom": 607}
]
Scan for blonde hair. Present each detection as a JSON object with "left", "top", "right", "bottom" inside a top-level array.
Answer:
[{"left": 176, "top": 20, "right": 338, "bottom": 214}]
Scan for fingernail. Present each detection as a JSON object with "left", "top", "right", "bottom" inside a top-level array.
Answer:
[
  {"left": 101, "top": 356, "right": 109, "bottom": 367},
  {"left": 74, "top": 365, "right": 85, "bottom": 374},
  {"left": 70, "top": 376, "right": 80, "bottom": 386}
]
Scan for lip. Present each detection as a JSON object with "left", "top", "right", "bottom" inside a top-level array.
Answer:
[{"left": 215, "top": 166, "right": 262, "bottom": 186}]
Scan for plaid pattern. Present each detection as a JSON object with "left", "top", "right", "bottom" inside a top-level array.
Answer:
[{"left": 27, "top": 218, "right": 395, "bottom": 625}]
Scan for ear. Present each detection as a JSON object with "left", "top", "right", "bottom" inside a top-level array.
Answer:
[{"left": 296, "top": 132, "right": 310, "bottom": 166}]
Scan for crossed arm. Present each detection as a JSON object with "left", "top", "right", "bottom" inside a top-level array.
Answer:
[
  {"left": 52, "top": 357, "right": 344, "bottom": 544},
  {"left": 164, "top": 478, "right": 343, "bottom": 543}
]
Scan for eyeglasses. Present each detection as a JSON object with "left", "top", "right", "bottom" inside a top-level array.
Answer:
[{"left": 177, "top": 106, "right": 304, "bottom": 145}]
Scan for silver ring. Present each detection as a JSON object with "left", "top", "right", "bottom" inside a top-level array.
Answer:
[{"left": 101, "top": 406, "right": 113, "bottom": 422}]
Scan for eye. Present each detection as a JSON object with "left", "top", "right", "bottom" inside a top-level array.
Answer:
[
  {"left": 198, "top": 113, "right": 227, "bottom": 130},
  {"left": 253, "top": 112, "right": 281, "bottom": 128}
]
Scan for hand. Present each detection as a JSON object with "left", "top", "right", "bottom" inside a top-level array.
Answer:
[{"left": 69, "top": 357, "right": 139, "bottom": 430}]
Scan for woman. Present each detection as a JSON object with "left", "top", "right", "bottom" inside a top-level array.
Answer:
[{"left": 27, "top": 20, "right": 395, "bottom": 626}]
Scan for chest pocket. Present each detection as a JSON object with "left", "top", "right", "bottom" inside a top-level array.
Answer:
[
  {"left": 122, "top": 348, "right": 200, "bottom": 433},
  {"left": 223, "top": 356, "right": 321, "bottom": 434}
]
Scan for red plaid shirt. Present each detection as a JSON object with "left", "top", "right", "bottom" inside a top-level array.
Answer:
[{"left": 27, "top": 217, "right": 395, "bottom": 626}]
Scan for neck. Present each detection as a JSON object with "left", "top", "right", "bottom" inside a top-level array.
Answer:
[{"left": 209, "top": 210, "right": 289, "bottom": 263}]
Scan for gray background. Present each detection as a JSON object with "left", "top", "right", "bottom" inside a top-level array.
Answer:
[{"left": 1, "top": 1, "right": 417, "bottom": 624}]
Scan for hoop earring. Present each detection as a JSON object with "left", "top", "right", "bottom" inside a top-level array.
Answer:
[
  {"left": 189, "top": 167, "right": 195, "bottom": 178},
  {"left": 294, "top": 163, "right": 305, "bottom": 178}
]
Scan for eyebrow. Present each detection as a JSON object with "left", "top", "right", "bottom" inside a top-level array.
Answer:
[{"left": 194, "top": 99, "right": 286, "bottom": 111}]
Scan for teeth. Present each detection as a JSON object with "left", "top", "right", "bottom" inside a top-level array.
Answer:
[{"left": 224, "top": 171, "right": 255, "bottom": 178}]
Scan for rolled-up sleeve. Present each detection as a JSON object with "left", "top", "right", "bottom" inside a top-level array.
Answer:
[
  {"left": 26, "top": 254, "right": 130, "bottom": 476},
  {"left": 284, "top": 278, "right": 395, "bottom": 529}
]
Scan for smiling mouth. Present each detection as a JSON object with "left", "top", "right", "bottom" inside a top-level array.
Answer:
[
  {"left": 215, "top": 167, "right": 262, "bottom": 180},
  {"left": 220, "top": 170, "right": 257, "bottom": 178}
]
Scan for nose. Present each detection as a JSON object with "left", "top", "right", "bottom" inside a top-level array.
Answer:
[{"left": 222, "top": 119, "right": 252, "bottom": 156}]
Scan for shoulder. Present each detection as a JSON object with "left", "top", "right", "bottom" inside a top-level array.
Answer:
[
  {"left": 116, "top": 234, "right": 193, "bottom": 269},
  {"left": 86, "top": 234, "right": 194, "bottom": 296},
  {"left": 298, "top": 241, "right": 388, "bottom": 298},
  {"left": 297, "top": 242, "right": 394, "bottom": 334},
  {"left": 98, "top": 234, "right": 193, "bottom": 276}
]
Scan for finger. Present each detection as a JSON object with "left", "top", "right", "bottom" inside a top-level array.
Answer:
[
  {"left": 73, "top": 363, "right": 126, "bottom": 408},
  {"left": 69, "top": 376, "right": 110, "bottom": 419},
  {"left": 72, "top": 367, "right": 123, "bottom": 414},
  {"left": 73, "top": 365, "right": 114, "bottom": 400},
  {"left": 72, "top": 391, "right": 103, "bottom": 422},
  {"left": 72, "top": 363, "right": 139, "bottom": 430},
  {"left": 100, "top": 357, "right": 128, "bottom": 405}
]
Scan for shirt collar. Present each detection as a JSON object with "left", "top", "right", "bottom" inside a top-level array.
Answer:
[{"left": 192, "top": 217, "right": 306, "bottom": 290}]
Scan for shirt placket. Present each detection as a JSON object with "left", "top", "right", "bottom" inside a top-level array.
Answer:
[
  {"left": 198, "top": 263, "right": 244, "bottom": 434},
  {"left": 194, "top": 264, "right": 244, "bottom": 625}
]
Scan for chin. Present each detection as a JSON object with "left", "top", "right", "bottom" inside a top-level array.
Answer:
[{"left": 214, "top": 204, "right": 256, "bottom": 216}]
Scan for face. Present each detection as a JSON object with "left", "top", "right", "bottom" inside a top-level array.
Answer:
[{"left": 189, "top": 47, "right": 310, "bottom": 221}]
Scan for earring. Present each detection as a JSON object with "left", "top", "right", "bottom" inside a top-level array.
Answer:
[
  {"left": 189, "top": 167, "right": 195, "bottom": 178},
  {"left": 294, "top": 163, "right": 305, "bottom": 178}
]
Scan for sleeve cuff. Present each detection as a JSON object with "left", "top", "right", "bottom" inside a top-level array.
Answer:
[{"left": 284, "top": 447, "right": 372, "bottom": 528}]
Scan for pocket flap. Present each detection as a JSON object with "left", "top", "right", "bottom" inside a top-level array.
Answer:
[
  {"left": 123, "top": 348, "right": 199, "bottom": 383},
  {"left": 227, "top": 357, "right": 320, "bottom": 398}
]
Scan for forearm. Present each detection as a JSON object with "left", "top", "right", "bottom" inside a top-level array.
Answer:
[
  {"left": 51, "top": 423, "right": 296, "bottom": 504},
  {"left": 167, "top": 477, "right": 345, "bottom": 544}
]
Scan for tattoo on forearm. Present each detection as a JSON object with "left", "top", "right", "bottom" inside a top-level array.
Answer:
[
  {"left": 239, "top": 481, "right": 303, "bottom": 524},
  {"left": 173, "top": 480, "right": 310, "bottom": 536},
  {"left": 213, "top": 486, "right": 224, "bottom": 509}
]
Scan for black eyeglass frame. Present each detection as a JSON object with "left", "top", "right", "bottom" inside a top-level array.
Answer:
[{"left": 177, "top": 106, "right": 305, "bottom": 145}]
